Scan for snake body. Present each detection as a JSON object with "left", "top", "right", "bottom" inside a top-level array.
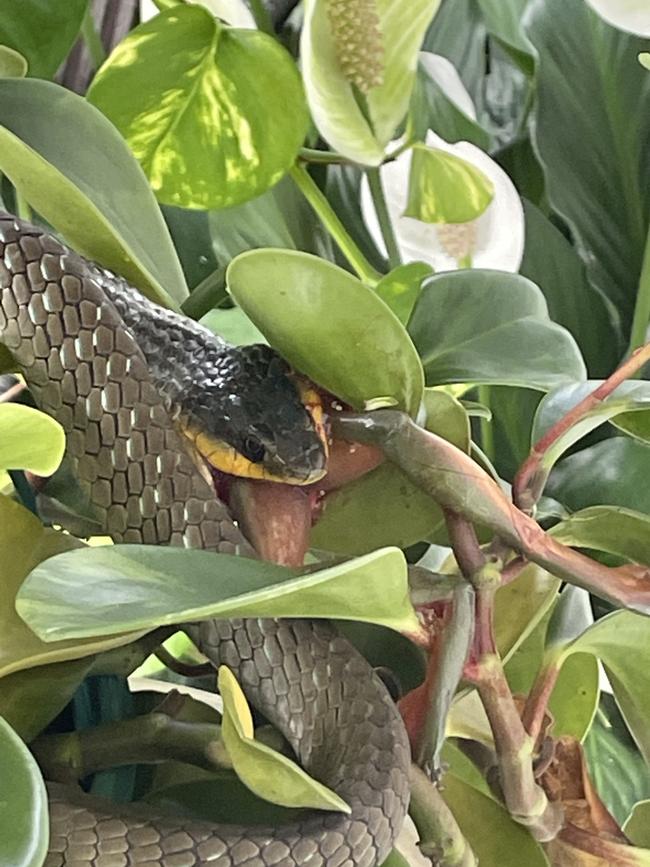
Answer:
[{"left": 0, "top": 213, "right": 410, "bottom": 866}]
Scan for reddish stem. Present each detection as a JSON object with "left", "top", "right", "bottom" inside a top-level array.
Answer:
[
  {"left": 521, "top": 661, "right": 561, "bottom": 744},
  {"left": 514, "top": 342, "right": 650, "bottom": 510}
]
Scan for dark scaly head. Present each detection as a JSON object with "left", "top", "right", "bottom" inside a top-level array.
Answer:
[{"left": 179, "top": 343, "right": 328, "bottom": 486}]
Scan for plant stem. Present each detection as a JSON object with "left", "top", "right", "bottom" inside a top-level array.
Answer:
[
  {"left": 299, "top": 147, "right": 353, "bottom": 165},
  {"left": 366, "top": 167, "right": 402, "bottom": 270},
  {"left": 81, "top": 5, "right": 107, "bottom": 70},
  {"left": 249, "top": 0, "right": 275, "bottom": 34},
  {"left": 521, "top": 658, "right": 561, "bottom": 744},
  {"left": 409, "top": 764, "right": 477, "bottom": 866},
  {"left": 628, "top": 222, "right": 650, "bottom": 356},
  {"left": 513, "top": 341, "right": 650, "bottom": 511},
  {"left": 180, "top": 266, "right": 228, "bottom": 320},
  {"left": 477, "top": 386, "right": 494, "bottom": 462},
  {"left": 289, "top": 163, "right": 381, "bottom": 285},
  {"left": 14, "top": 188, "right": 31, "bottom": 222}
]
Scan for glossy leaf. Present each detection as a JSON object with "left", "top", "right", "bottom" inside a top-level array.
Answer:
[
  {"left": 443, "top": 773, "right": 549, "bottom": 867},
  {"left": 301, "top": 0, "right": 441, "bottom": 164},
  {"left": 311, "top": 389, "right": 468, "bottom": 554},
  {"left": 0, "top": 45, "right": 28, "bottom": 77},
  {"left": 551, "top": 506, "right": 650, "bottom": 566},
  {"left": 0, "top": 404, "right": 65, "bottom": 476},
  {"left": 547, "top": 438, "right": 650, "bottom": 515},
  {"left": 408, "top": 270, "right": 587, "bottom": 390},
  {"left": 201, "top": 306, "right": 267, "bottom": 346},
  {"left": 519, "top": 200, "right": 620, "bottom": 377},
  {"left": 89, "top": 6, "right": 308, "bottom": 209},
  {"left": 17, "top": 545, "right": 421, "bottom": 641},
  {"left": 0, "top": 78, "right": 187, "bottom": 307},
  {"left": 0, "top": 716, "right": 48, "bottom": 867},
  {"left": 526, "top": 0, "right": 650, "bottom": 331},
  {"left": 0, "top": 496, "right": 143, "bottom": 678},
  {"left": 227, "top": 249, "right": 424, "bottom": 415},
  {"left": 0, "top": 0, "right": 87, "bottom": 78},
  {"left": 374, "top": 262, "right": 433, "bottom": 326},
  {"left": 406, "top": 143, "right": 494, "bottom": 225},
  {"left": 219, "top": 667, "right": 349, "bottom": 811},
  {"left": 493, "top": 564, "right": 559, "bottom": 662},
  {"left": 532, "top": 380, "right": 650, "bottom": 477}
]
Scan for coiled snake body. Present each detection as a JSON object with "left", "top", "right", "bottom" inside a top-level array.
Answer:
[{"left": 0, "top": 213, "right": 410, "bottom": 867}]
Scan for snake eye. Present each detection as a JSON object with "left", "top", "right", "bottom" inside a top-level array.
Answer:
[{"left": 242, "top": 435, "right": 265, "bottom": 463}]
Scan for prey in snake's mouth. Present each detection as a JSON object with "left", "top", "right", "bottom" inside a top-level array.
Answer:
[{"left": 176, "top": 344, "right": 382, "bottom": 566}]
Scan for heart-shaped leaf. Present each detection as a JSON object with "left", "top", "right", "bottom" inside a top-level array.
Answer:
[
  {"left": 227, "top": 249, "right": 424, "bottom": 415},
  {"left": 0, "top": 78, "right": 187, "bottom": 307},
  {"left": 219, "top": 666, "right": 349, "bottom": 812},
  {"left": 17, "top": 544, "right": 421, "bottom": 641},
  {"left": 0, "top": 716, "right": 48, "bottom": 867},
  {"left": 0, "top": 404, "right": 65, "bottom": 476},
  {"left": 408, "top": 270, "right": 587, "bottom": 390},
  {"left": 301, "top": 0, "right": 442, "bottom": 164},
  {"left": 88, "top": 5, "right": 308, "bottom": 209}
]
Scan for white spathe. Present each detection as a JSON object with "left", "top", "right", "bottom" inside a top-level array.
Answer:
[
  {"left": 418, "top": 52, "right": 477, "bottom": 120},
  {"left": 361, "top": 131, "right": 525, "bottom": 272},
  {"left": 585, "top": 0, "right": 650, "bottom": 36}
]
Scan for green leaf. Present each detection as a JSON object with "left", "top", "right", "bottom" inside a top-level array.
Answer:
[
  {"left": 0, "top": 496, "right": 144, "bottom": 678},
  {"left": 526, "top": 0, "right": 650, "bottom": 331},
  {"left": 405, "top": 143, "right": 494, "bottom": 224},
  {"left": 0, "top": 404, "right": 65, "bottom": 476},
  {"left": 551, "top": 506, "right": 650, "bottom": 566},
  {"left": 200, "top": 306, "right": 267, "bottom": 346},
  {"left": 519, "top": 200, "right": 620, "bottom": 377},
  {"left": 562, "top": 611, "right": 650, "bottom": 764},
  {"left": 0, "top": 0, "right": 87, "bottom": 78},
  {"left": 17, "top": 545, "right": 421, "bottom": 641},
  {"left": 374, "top": 261, "right": 433, "bottom": 326},
  {"left": 0, "top": 78, "right": 187, "bottom": 307},
  {"left": 0, "top": 716, "right": 48, "bottom": 867},
  {"left": 443, "top": 773, "right": 549, "bottom": 867},
  {"left": 380, "top": 850, "right": 410, "bottom": 867},
  {"left": 476, "top": 0, "right": 532, "bottom": 56},
  {"left": 408, "top": 270, "right": 587, "bottom": 390},
  {"left": 0, "top": 45, "right": 28, "bottom": 77},
  {"left": 227, "top": 249, "right": 424, "bottom": 415},
  {"left": 0, "top": 658, "right": 93, "bottom": 742},
  {"left": 88, "top": 6, "right": 308, "bottom": 209},
  {"left": 533, "top": 380, "right": 650, "bottom": 477},
  {"left": 547, "top": 438, "right": 650, "bottom": 515},
  {"left": 301, "top": 0, "right": 441, "bottom": 165},
  {"left": 493, "top": 564, "right": 559, "bottom": 662},
  {"left": 626, "top": 801, "right": 650, "bottom": 848},
  {"left": 640, "top": 53, "right": 650, "bottom": 70},
  {"left": 585, "top": 695, "right": 650, "bottom": 826},
  {"left": 219, "top": 666, "right": 350, "bottom": 812},
  {"left": 311, "top": 389, "right": 468, "bottom": 555}
]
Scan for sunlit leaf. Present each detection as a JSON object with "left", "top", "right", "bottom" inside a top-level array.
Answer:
[
  {"left": 0, "top": 404, "right": 64, "bottom": 476},
  {"left": 227, "top": 249, "right": 424, "bottom": 415},
  {"left": 0, "top": 0, "right": 87, "bottom": 78},
  {"left": 89, "top": 5, "right": 308, "bottom": 209},
  {"left": 219, "top": 667, "right": 350, "bottom": 811},
  {"left": 405, "top": 143, "right": 494, "bottom": 224},
  {"left": 0, "top": 716, "right": 48, "bottom": 867},
  {"left": 0, "top": 78, "right": 187, "bottom": 307},
  {"left": 408, "top": 270, "right": 587, "bottom": 390},
  {"left": 17, "top": 545, "right": 421, "bottom": 641},
  {"left": 301, "top": 0, "right": 442, "bottom": 164}
]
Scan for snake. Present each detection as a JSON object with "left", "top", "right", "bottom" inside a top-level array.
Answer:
[{"left": 0, "top": 211, "right": 411, "bottom": 867}]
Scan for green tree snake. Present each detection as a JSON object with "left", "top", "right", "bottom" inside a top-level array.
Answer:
[{"left": 0, "top": 212, "right": 411, "bottom": 867}]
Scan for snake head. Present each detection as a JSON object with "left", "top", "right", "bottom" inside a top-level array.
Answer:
[{"left": 180, "top": 344, "right": 328, "bottom": 486}]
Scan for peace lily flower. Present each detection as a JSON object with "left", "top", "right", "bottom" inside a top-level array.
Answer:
[
  {"left": 584, "top": 0, "right": 650, "bottom": 36},
  {"left": 361, "top": 129, "right": 525, "bottom": 272}
]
